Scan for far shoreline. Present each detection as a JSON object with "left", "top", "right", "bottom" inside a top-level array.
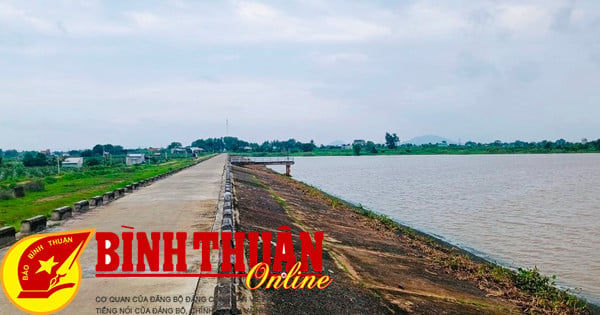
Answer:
[{"left": 236, "top": 150, "right": 600, "bottom": 157}]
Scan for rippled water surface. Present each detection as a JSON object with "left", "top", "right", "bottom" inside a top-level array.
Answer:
[{"left": 269, "top": 154, "right": 600, "bottom": 303}]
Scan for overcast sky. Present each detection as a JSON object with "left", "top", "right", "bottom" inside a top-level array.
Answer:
[{"left": 1, "top": 0, "right": 599, "bottom": 150}]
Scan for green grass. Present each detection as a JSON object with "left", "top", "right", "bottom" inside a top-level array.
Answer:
[{"left": 0, "top": 155, "right": 215, "bottom": 231}]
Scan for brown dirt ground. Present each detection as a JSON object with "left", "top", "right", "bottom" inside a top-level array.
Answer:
[
  {"left": 234, "top": 165, "right": 537, "bottom": 314},
  {"left": 235, "top": 165, "right": 599, "bottom": 314}
]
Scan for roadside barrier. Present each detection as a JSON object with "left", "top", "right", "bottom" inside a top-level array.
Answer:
[
  {"left": 0, "top": 157, "right": 210, "bottom": 248},
  {"left": 51, "top": 206, "right": 73, "bottom": 221},
  {"left": 21, "top": 215, "right": 47, "bottom": 234},
  {"left": 212, "top": 160, "right": 241, "bottom": 314},
  {"left": 74, "top": 200, "right": 90, "bottom": 212},
  {"left": 0, "top": 226, "right": 16, "bottom": 247},
  {"left": 103, "top": 191, "right": 115, "bottom": 203},
  {"left": 90, "top": 196, "right": 103, "bottom": 207}
]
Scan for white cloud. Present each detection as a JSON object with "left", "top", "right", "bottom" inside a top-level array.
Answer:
[
  {"left": 0, "top": 76, "right": 342, "bottom": 125},
  {"left": 0, "top": 3, "right": 57, "bottom": 34},
  {"left": 496, "top": 4, "right": 551, "bottom": 36},
  {"left": 236, "top": 2, "right": 279, "bottom": 20},
  {"left": 0, "top": 1, "right": 393, "bottom": 43},
  {"left": 314, "top": 52, "right": 368, "bottom": 64},
  {"left": 127, "top": 12, "right": 163, "bottom": 29},
  {"left": 393, "top": 2, "right": 467, "bottom": 40},
  {"left": 1, "top": 0, "right": 600, "bottom": 148}
]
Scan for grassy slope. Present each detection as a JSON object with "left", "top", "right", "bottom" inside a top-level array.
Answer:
[{"left": 0, "top": 155, "right": 215, "bottom": 230}]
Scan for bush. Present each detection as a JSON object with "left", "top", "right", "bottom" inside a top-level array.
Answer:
[
  {"left": 0, "top": 190, "right": 13, "bottom": 200},
  {"left": 24, "top": 180, "right": 45, "bottom": 192},
  {"left": 23, "top": 152, "right": 50, "bottom": 167},
  {"left": 85, "top": 157, "right": 102, "bottom": 166}
]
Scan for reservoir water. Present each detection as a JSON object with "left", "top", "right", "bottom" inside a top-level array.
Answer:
[{"left": 268, "top": 154, "right": 600, "bottom": 303}]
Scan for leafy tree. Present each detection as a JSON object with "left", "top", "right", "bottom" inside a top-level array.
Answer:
[
  {"left": 84, "top": 157, "right": 102, "bottom": 166},
  {"left": 168, "top": 142, "right": 183, "bottom": 150},
  {"left": 111, "top": 145, "right": 126, "bottom": 155},
  {"left": 365, "top": 141, "right": 378, "bottom": 153},
  {"left": 92, "top": 144, "right": 104, "bottom": 156},
  {"left": 191, "top": 138, "right": 225, "bottom": 153},
  {"left": 0, "top": 149, "right": 3, "bottom": 157},
  {"left": 103, "top": 144, "right": 114, "bottom": 154},
  {"left": 81, "top": 149, "right": 94, "bottom": 157},
  {"left": 23, "top": 152, "right": 50, "bottom": 167},
  {"left": 353, "top": 144, "right": 361, "bottom": 155},
  {"left": 301, "top": 140, "right": 316, "bottom": 152},
  {"left": 259, "top": 141, "right": 272, "bottom": 152},
  {"left": 4, "top": 149, "right": 18, "bottom": 158},
  {"left": 385, "top": 132, "right": 399, "bottom": 149},
  {"left": 90, "top": 144, "right": 125, "bottom": 155},
  {"left": 555, "top": 139, "right": 567, "bottom": 148},
  {"left": 0, "top": 156, "right": 3, "bottom": 166}
]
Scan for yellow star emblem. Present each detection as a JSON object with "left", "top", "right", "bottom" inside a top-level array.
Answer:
[{"left": 36, "top": 256, "right": 59, "bottom": 275}]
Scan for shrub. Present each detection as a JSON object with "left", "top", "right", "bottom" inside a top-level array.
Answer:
[
  {"left": 23, "top": 152, "right": 50, "bottom": 167},
  {"left": 514, "top": 267, "right": 558, "bottom": 297},
  {"left": 0, "top": 190, "right": 13, "bottom": 200},
  {"left": 24, "top": 180, "right": 45, "bottom": 192},
  {"left": 85, "top": 157, "right": 102, "bottom": 166}
]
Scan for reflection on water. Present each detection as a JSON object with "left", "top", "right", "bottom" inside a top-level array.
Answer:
[{"left": 269, "top": 154, "right": 600, "bottom": 303}]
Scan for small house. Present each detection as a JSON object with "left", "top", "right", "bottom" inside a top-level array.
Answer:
[
  {"left": 62, "top": 157, "right": 83, "bottom": 168},
  {"left": 171, "top": 148, "right": 187, "bottom": 154},
  {"left": 352, "top": 140, "right": 366, "bottom": 147},
  {"left": 126, "top": 154, "right": 145, "bottom": 165}
]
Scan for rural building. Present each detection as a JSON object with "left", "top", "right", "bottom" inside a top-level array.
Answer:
[
  {"left": 171, "top": 148, "right": 187, "bottom": 154},
  {"left": 352, "top": 140, "right": 366, "bottom": 147},
  {"left": 62, "top": 157, "right": 83, "bottom": 168},
  {"left": 126, "top": 153, "right": 145, "bottom": 165}
]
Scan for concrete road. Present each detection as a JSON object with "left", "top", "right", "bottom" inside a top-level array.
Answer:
[{"left": 0, "top": 154, "right": 226, "bottom": 315}]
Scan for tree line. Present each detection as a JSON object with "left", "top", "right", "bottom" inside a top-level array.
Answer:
[
  {"left": 190, "top": 137, "right": 317, "bottom": 153},
  {"left": 1, "top": 135, "right": 600, "bottom": 167}
]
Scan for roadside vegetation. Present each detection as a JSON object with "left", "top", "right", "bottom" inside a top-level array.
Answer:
[{"left": 0, "top": 144, "right": 214, "bottom": 230}]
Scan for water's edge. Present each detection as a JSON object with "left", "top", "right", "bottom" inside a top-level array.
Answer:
[{"left": 273, "top": 169, "right": 600, "bottom": 310}]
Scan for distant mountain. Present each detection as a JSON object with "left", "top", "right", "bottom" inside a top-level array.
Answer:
[{"left": 404, "top": 135, "right": 455, "bottom": 145}]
